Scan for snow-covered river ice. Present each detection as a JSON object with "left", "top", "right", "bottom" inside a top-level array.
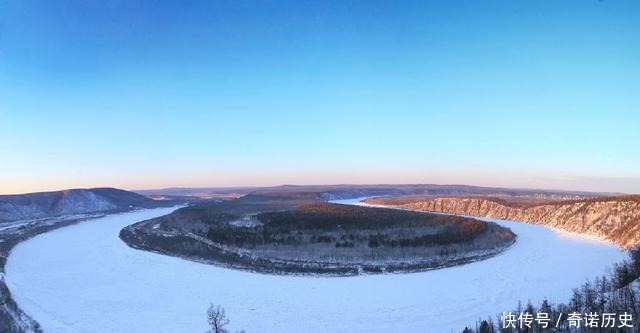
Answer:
[{"left": 5, "top": 198, "right": 626, "bottom": 333}]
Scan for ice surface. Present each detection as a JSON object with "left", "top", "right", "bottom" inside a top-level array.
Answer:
[{"left": 4, "top": 201, "right": 626, "bottom": 333}]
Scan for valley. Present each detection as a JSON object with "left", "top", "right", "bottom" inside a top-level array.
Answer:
[
  {"left": 1, "top": 185, "right": 635, "bottom": 333},
  {"left": 5, "top": 198, "right": 626, "bottom": 333}
]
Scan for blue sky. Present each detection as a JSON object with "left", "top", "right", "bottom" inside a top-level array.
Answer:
[{"left": 1, "top": 0, "right": 639, "bottom": 194}]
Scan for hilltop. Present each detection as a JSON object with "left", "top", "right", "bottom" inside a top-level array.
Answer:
[{"left": 0, "top": 187, "right": 177, "bottom": 222}]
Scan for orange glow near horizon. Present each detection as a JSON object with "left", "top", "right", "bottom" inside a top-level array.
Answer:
[{"left": 2, "top": 168, "right": 638, "bottom": 195}]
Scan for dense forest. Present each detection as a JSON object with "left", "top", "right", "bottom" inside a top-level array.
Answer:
[
  {"left": 460, "top": 250, "right": 640, "bottom": 333},
  {"left": 203, "top": 203, "right": 489, "bottom": 249}
]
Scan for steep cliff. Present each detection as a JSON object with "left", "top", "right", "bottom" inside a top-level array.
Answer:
[{"left": 366, "top": 196, "right": 640, "bottom": 248}]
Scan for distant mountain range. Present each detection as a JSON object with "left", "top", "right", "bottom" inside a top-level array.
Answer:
[
  {"left": 0, "top": 187, "right": 171, "bottom": 222},
  {"left": 1, "top": 184, "right": 622, "bottom": 223},
  {"left": 136, "top": 184, "right": 619, "bottom": 200}
]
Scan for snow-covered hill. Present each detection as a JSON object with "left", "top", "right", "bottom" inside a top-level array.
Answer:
[{"left": 0, "top": 188, "right": 165, "bottom": 222}]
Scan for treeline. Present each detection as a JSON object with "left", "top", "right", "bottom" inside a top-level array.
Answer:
[
  {"left": 460, "top": 250, "right": 640, "bottom": 333},
  {"left": 367, "top": 224, "right": 485, "bottom": 248},
  {"left": 205, "top": 225, "right": 484, "bottom": 249},
  {"left": 206, "top": 227, "right": 303, "bottom": 248},
  {"left": 257, "top": 203, "right": 485, "bottom": 231}
]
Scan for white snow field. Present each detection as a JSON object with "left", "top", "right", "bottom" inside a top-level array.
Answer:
[{"left": 5, "top": 200, "right": 627, "bottom": 333}]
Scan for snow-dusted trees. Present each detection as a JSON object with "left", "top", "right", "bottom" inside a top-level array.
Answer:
[
  {"left": 206, "top": 304, "right": 229, "bottom": 333},
  {"left": 206, "top": 304, "right": 245, "bottom": 333},
  {"left": 462, "top": 250, "right": 640, "bottom": 333}
]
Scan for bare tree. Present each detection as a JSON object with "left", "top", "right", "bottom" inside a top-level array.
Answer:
[{"left": 206, "top": 304, "right": 229, "bottom": 333}]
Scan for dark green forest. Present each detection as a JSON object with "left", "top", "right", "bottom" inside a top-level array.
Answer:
[{"left": 204, "top": 203, "right": 490, "bottom": 249}]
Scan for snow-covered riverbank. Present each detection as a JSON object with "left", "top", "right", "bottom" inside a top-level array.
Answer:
[{"left": 5, "top": 201, "right": 626, "bottom": 333}]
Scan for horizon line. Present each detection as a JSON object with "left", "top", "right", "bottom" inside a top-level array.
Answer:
[{"left": 0, "top": 182, "right": 631, "bottom": 197}]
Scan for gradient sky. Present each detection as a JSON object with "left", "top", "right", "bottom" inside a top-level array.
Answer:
[{"left": 1, "top": 0, "right": 639, "bottom": 195}]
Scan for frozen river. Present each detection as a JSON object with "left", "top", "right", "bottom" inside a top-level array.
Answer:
[{"left": 5, "top": 199, "right": 626, "bottom": 333}]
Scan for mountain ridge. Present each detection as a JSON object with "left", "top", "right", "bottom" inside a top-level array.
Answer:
[{"left": 0, "top": 187, "right": 169, "bottom": 222}]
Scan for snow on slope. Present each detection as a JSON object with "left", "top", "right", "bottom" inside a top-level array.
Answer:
[
  {"left": 4, "top": 202, "right": 626, "bottom": 333},
  {"left": 0, "top": 188, "right": 162, "bottom": 222}
]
